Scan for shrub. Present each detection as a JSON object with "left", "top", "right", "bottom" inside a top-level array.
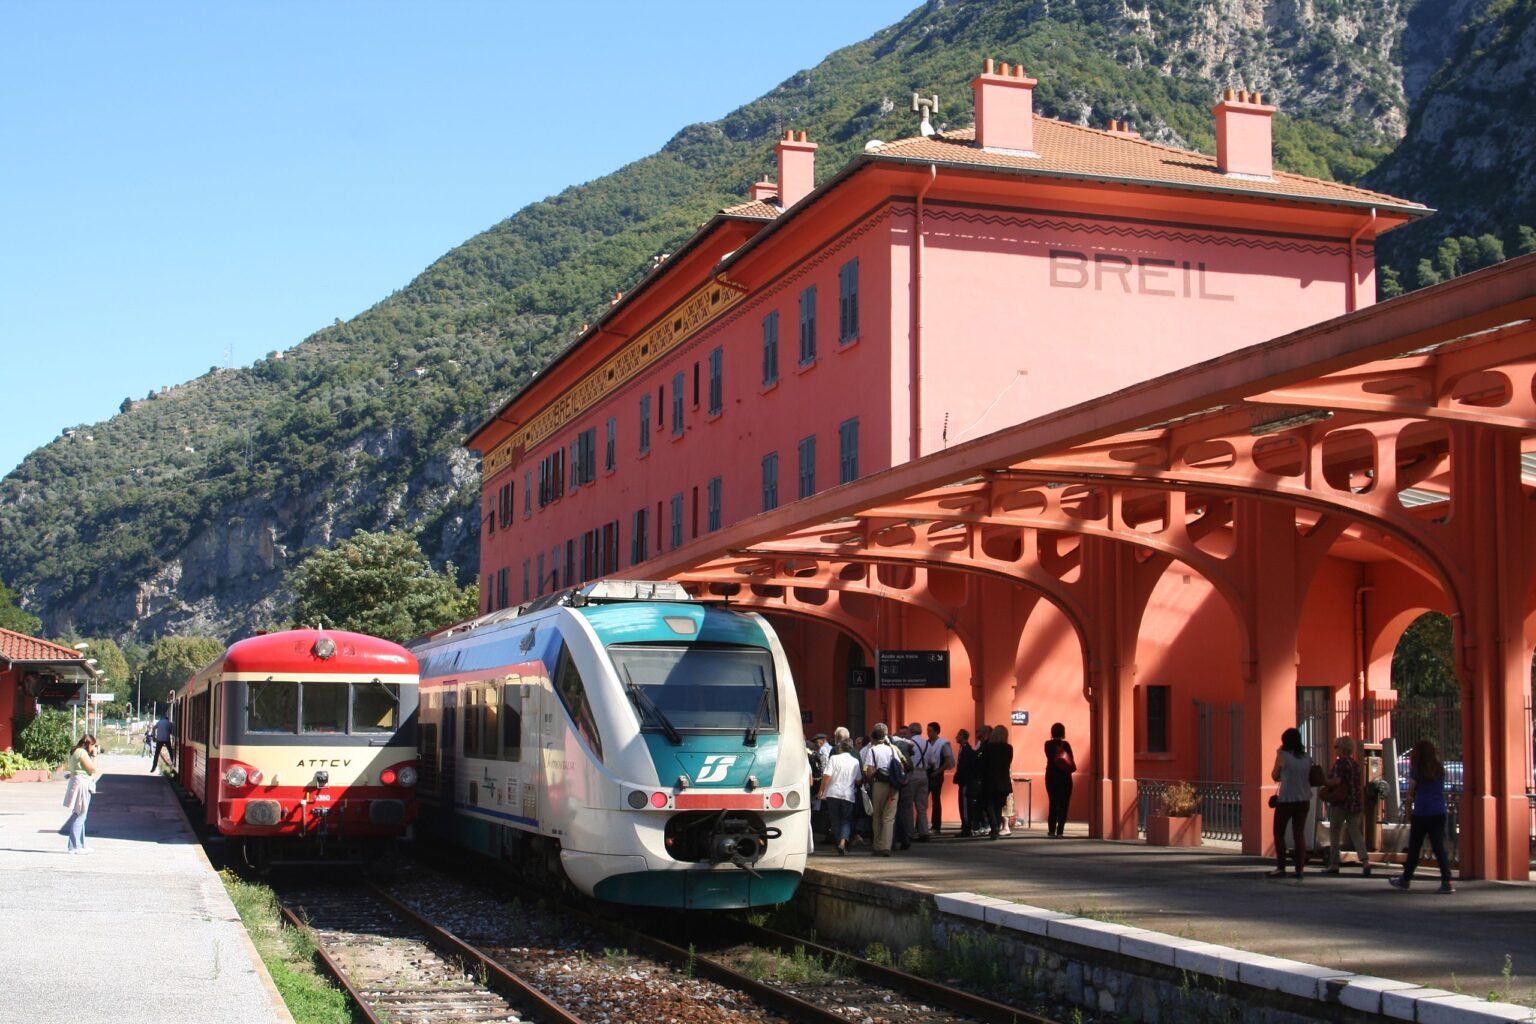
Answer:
[
  {"left": 1157, "top": 781, "right": 1199, "bottom": 817},
  {"left": 0, "top": 750, "right": 49, "bottom": 778},
  {"left": 16, "top": 708, "right": 73, "bottom": 765}
]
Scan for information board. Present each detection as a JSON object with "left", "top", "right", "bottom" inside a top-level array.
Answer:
[{"left": 848, "top": 650, "right": 949, "bottom": 689}]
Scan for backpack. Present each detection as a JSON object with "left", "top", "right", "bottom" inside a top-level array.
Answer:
[
  {"left": 875, "top": 742, "right": 908, "bottom": 786},
  {"left": 809, "top": 747, "right": 828, "bottom": 782}
]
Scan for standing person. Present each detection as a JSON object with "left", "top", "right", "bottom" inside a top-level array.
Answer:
[
  {"left": 1267, "top": 727, "right": 1314, "bottom": 880},
  {"left": 1389, "top": 739, "right": 1455, "bottom": 893},
  {"left": 859, "top": 723, "right": 901, "bottom": 857},
  {"left": 926, "top": 722, "right": 954, "bottom": 834},
  {"left": 980, "top": 725, "right": 1015, "bottom": 839},
  {"left": 140, "top": 724, "right": 152, "bottom": 758},
  {"left": 807, "top": 735, "right": 830, "bottom": 845},
  {"left": 1043, "top": 722, "right": 1076, "bottom": 838},
  {"left": 891, "top": 725, "right": 920, "bottom": 849},
  {"left": 1322, "top": 735, "right": 1370, "bottom": 875},
  {"left": 61, "top": 734, "right": 100, "bottom": 854},
  {"left": 905, "top": 722, "right": 932, "bottom": 843},
  {"left": 150, "top": 710, "right": 173, "bottom": 774},
  {"left": 952, "top": 728, "right": 977, "bottom": 836},
  {"left": 819, "top": 740, "right": 863, "bottom": 855}
]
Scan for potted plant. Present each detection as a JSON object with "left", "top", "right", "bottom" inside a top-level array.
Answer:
[{"left": 1147, "top": 781, "right": 1202, "bottom": 847}]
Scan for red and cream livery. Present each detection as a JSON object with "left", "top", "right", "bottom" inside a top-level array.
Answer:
[{"left": 173, "top": 628, "right": 421, "bottom": 866}]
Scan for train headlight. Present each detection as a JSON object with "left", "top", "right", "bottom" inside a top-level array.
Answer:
[
  {"left": 223, "top": 766, "right": 248, "bottom": 787},
  {"left": 247, "top": 768, "right": 264, "bottom": 786},
  {"left": 396, "top": 765, "right": 418, "bottom": 787},
  {"left": 381, "top": 768, "right": 398, "bottom": 785},
  {"left": 786, "top": 791, "right": 801, "bottom": 809},
  {"left": 313, "top": 636, "right": 337, "bottom": 660},
  {"left": 627, "top": 790, "right": 648, "bottom": 809}
]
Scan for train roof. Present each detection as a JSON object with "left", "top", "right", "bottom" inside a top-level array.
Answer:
[{"left": 222, "top": 628, "right": 419, "bottom": 676}]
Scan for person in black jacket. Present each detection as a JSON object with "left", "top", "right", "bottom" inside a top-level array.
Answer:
[
  {"left": 951, "top": 728, "right": 976, "bottom": 836},
  {"left": 979, "top": 725, "right": 1014, "bottom": 839},
  {"left": 1043, "top": 722, "right": 1075, "bottom": 838}
]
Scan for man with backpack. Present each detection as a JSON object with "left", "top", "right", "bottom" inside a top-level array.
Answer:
[
  {"left": 859, "top": 723, "right": 905, "bottom": 856},
  {"left": 807, "top": 734, "right": 830, "bottom": 844}
]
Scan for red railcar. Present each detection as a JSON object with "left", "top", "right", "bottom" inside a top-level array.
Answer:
[{"left": 173, "top": 628, "right": 420, "bottom": 866}]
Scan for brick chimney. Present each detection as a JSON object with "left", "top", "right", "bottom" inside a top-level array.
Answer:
[
  {"left": 1213, "top": 89, "right": 1276, "bottom": 179},
  {"left": 749, "top": 178, "right": 777, "bottom": 202},
  {"left": 1106, "top": 119, "right": 1141, "bottom": 139},
  {"left": 775, "top": 130, "right": 817, "bottom": 208},
  {"left": 970, "top": 58, "right": 1038, "bottom": 156}
]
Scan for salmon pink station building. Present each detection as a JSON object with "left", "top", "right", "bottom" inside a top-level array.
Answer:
[{"left": 468, "top": 60, "right": 1536, "bottom": 879}]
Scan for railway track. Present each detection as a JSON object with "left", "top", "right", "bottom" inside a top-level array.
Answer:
[{"left": 276, "top": 866, "right": 1079, "bottom": 1024}]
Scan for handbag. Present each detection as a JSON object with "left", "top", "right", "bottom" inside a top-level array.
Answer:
[
  {"left": 859, "top": 785, "right": 874, "bottom": 816},
  {"left": 1308, "top": 762, "right": 1326, "bottom": 788},
  {"left": 1050, "top": 746, "right": 1076, "bottom": 774}
]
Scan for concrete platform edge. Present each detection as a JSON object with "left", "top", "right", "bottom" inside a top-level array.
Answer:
[{"left": 933, "top": 892, "right": 1534, "bottom": 1022}]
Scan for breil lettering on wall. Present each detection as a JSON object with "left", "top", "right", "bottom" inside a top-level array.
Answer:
[{"left": 1048, "top": 249, "right": 1234, "bottom": 301}]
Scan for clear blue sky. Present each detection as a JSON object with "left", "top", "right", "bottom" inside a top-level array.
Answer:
[{"left": 0, "top": 0, "right": 912, "bottom": 477}]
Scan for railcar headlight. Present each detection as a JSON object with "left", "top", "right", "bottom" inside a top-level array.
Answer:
[
  {"left": 247, "top": 768, "right": 264, "bottom": 786},
  {"left": 627, "top": 790, "right": 648, "bottom": 809},
  {"left": 224, "top": 766, "right": 248, "bottom": 787},
  {"left": 786, "top": 791, "right": 801, "bottom": 808},
  {"left": 397, "top": 765, "right": 418, "bottom": 787}
]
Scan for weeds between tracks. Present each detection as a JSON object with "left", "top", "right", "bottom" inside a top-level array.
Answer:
[{"left": 218, "top": 870, "right": 353, "bottom": 1024}]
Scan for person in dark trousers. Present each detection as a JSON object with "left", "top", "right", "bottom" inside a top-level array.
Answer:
[
  {"left": 1043, "top": 722, "right": 1075, "bottom": 838},
  {"left": 1389, "top": 739, "right": 1455, "bottom": 894},
  {"left": 150, "top": 711, "right": 173, "bottom": 774},
  {"left": 951, "top": 728, "right": 976, "bottom": 835},
  {"left": 1267, "top": 727, "right": 1314, "bottom": 880},
  {"left": 925, "top": 722, "right": 953, "bottom": 834},
  {"left": 979, "top": 724, "right": 1014, "bottom": 839}
]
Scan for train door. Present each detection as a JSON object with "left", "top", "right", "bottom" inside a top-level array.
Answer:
[{"left": 441, "top": 686, "right": 458, "bottom": 809}]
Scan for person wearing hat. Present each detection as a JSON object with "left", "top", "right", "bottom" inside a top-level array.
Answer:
[
  {"left": 814, "top": 732, "right": 831, "bottom": 762},
  {"left": 1322, "top": 735, "right": 1370, "bottom": 875}
]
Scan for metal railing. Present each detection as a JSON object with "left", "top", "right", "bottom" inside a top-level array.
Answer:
[{"left": 1136, "top": 779, "right": 1244, "bottom": 842}]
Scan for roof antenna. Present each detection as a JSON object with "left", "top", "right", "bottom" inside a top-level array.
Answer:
[{"left": 911, "top": 93, "right": 939, "bottom": 137}]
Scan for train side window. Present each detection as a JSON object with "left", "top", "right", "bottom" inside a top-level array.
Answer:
[
  {"left": 246, "top": 680, "right": 298, "bottom": 733},
  {"left": 503, "top": 677, "right": 524, "bottom": 762},
  {"left": 301, "top": 683, "right": 347, "bottom": 734},
  {"left": 352, "top": 681, "right": 400, "bottom": 732},
  {"left": 482, "top": 684, "right": 500, "bottom": 759},
  {"left": 463, "top": 683, "right": 499, "bottom": 759},
  {"left": 554, "top": 646, "right": 603, "bottom": 762}
]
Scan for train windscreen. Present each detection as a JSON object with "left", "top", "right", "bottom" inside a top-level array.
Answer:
[
  {"left": 241, "top": 679, "right": 415, "bottom": 741},
  {"left": 607, "top": 645, "right": 776, "bottom": 733}
]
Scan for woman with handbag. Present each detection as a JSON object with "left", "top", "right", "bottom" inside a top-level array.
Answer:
[
  {"left": 1267, "top": 727, "right": 1315, "bottom": 880},
  {"left": 61, "top": 733, "right": 100, "bottom": 855},
  {"left": 1323, "top": 735, "right": 1370, "bottom": 875},
  {"left": 980, "top": 725, "right": 1014, "bottom": 840},
  {"left": 819, "top": 740, "right": 863, "bottom": 856},
  {"left": 1043, "top": 722, "right": 1075, "bottom": 838}
]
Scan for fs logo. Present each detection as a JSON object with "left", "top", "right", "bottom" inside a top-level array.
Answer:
[{"left": 695, "top": 754, "right": 738, "bottom": 784}]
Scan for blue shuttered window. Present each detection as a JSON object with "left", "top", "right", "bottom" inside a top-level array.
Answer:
[
  {"left": 761, "top": 452, "right": 778, "bottom": 511},
  {"left": 707, "top": 476, "right": 722, "bottom": 532},
  {"left": 839, "top": 258, "right": 859, "bottom": 344},
  {"left": 798, "top": 435, "right": 816, "bottom": 499},
  {"left": 839, "top": 416, "right": 859, "bottom": 484},
  {"left": 708, "top": 346, "right": 723, "bottom": 415},
  {"left": 762, "top": 311, "right": 779, "bottom": 386},
  {"left": 799, "top": 285, "right": 817, "bottom": 365},
  {"left": 639, "top": 394, "right": 651, "bottom": 453}
]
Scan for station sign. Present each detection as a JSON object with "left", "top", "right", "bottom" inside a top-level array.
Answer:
[
  {"left": 88, "top": 692, "right": 114, "bottom": 703},
  {"left": 848, "top": 650, "right": 949, "bottom": 689}
]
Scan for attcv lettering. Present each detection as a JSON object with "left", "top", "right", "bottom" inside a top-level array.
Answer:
[
  {"left": 295, "top": 758, "right": 353, "bottom": 768},
  {"left": 1049, "top": 249, "right": 1234, "bottom": 301}
]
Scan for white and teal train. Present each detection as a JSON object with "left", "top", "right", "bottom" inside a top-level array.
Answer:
[{"left": 409, "top": 580, "right": 810, "bottom": 909}]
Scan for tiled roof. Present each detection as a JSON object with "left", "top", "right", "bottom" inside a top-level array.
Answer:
[
  {"left": 0, "top": 627, "right": 89, "bottom": 665},
  {"left": 721, "top": 199, "right": 781, "bottom": 219},
  {"left": 869, "top": 122, "right": 1426, "bottom": 212}
]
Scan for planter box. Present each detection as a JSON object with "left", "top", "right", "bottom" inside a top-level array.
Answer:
[
  {"left": 1147, "top": 813, "right": 1202, "bottom": 847},
  {"left": 0, "top": 769, "right": 53, "bottom": 783}
]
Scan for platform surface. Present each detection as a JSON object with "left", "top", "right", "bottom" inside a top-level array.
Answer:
[
  {"left": 808, "top": 821, "right": 1536, "bottom": 1006},
  {"left": 0, "top": 753, "right": 292, "bottom": 1024}
]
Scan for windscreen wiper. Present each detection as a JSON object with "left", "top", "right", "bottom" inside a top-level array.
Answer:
[
  {"left": 744, "top": 668, "right": 771, "bottom": 746},
  {"left": 622, "top": 666, "right": 682, "bottom": 745}
]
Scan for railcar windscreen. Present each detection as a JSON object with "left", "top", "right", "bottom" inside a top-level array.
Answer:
[
  {"left": 607, "top": 645, "right": 777, "bottom": 732},
  {"left": 245, "top": 679, "right": 403, "bottom": 735}
]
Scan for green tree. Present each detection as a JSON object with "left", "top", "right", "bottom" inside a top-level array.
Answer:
[
  {"left": 289, "top": 529, "right": 479, "bottom": 643},
  {"left": 141, "top": 636, "right": 226, "bottom": 704},
  {"left": 0, "top": 577, "right": 40, "bottom": 635},
  {"left": 80, "top": 637, "right": 134, "bottom": 715},
  {"left": 16, "top": 709, "right": 73, "bottom": 765},
  {"left": 1390, "top": 611, "right": 1458, "bottom": 697}
]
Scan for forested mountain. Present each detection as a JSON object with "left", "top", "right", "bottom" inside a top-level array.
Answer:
[{"left": 1, "top": 0, "right": 1528, "bottom": 643}]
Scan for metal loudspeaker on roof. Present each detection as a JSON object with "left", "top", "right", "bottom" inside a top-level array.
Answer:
[{"left": 911, "top": 93, "right": 939, "bottom": 137}]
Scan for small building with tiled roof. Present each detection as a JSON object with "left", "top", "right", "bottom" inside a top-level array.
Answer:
[
  {"left": 1, "top": 627, "right": 97, "bottom": 751},
  {"left": 463, "top": 59, "right": 1429, "bottom": 793}
]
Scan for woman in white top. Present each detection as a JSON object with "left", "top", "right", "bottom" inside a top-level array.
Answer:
[
  {"left": 818, "top": 740, "right": 863, "bottom": 855},
  {"left": 1267, "top": 727, "right": 1315, "bottom": 880}
]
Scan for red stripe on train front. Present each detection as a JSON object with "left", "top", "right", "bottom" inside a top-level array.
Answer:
[{"left": 672, "top": 793, "right": 767, "bottom": 810}]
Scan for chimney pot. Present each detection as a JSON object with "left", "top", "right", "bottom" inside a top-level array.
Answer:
[
  {"left": 971, "top": 60, "right": 1039, "bottom": 155},
  {"left": 1224, "top": 88, "right": 1235, "bottom": 101},
  {"left": 1213, "top": 90, "right": 1276, "bottom": 178},
  {"left": 983, "top": 57, "right": 995, "bottom": 74},
  {"left": 775, "top": 130, "right": 818, "bottom": 208}
]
